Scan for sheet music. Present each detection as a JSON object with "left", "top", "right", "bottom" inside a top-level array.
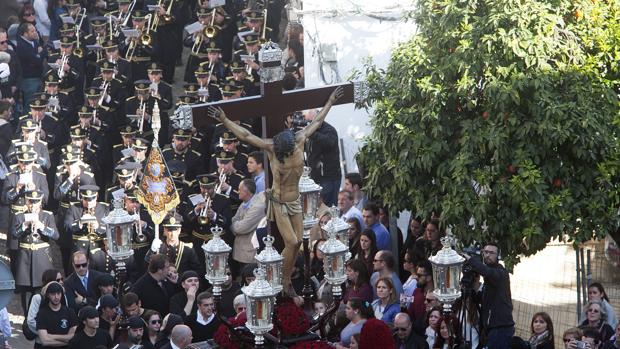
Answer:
[
  {"left": 18, "top": 172, "right": 33, "bottom": 185},
  {"left": 121, "top": 148, "right": 134, "bottom": 158},
  {"left": 60, "top": 15, "right": 75, "bottom": 24},
  {"left": 24, "top": 213, "right": 37, "bottom": 223},
  {"left": 208, "top": 0, "right": 225, "bottom": 8},
  {"left": 122, "top": 29, "right": 140, "bottom": 38},
  {"left": 189, "top": 194, "right": 206, "bottom": 206},
  {"left": 184, "top": 21, "right": 203, "bottom": 34},
  {"left": 112, "top": 188, "right": 126, "bottom": 201}
]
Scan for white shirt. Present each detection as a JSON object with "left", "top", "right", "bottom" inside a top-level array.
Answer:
[
  {"left": 196, "top": 312, "right": 215, "bottom": 326},
  {"left": 170, "top": 341, "right": 181, "bottom": 349}
]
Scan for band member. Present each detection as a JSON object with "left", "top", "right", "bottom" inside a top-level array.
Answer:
[
  {"left": 64, "top": 185, "right": 110, "bottom": 257},
  {"left": 194, "top": 64, "right": 221, "bottom": 103},
  {"left": 123, "top": 10, "right": 155, "bottom": 81},
  {"left": 48, "top": 37, "right": 85, "bottom": 105},
  {"left": 112, "top": 125, "right": 137, "bottom": 165},
  {"left": 20, "top": 96, "right": 66, "bottom": 154},
  {"left": 53, "top": 148, "right": 96, "bottom": 275},
  {"left": 105, "top": 162, "right": 141, "bottom": 203},
  {"left": 186, "top": 174, "right": 232, "bottom": 274},
  {"left": 12, "top": 190, "right": 59, "bottom": 313},
  {"left": 83, "top": 16, "right": 111, "bottom": 85},
  {"left": 97, "top": 40, "right": 132, "bottom": 89},
  {"left": 209, "top": 150, "right": 244, "bottom": 211},
  {"left": 91, "top": 61, "right": 127, "bottom": 128},
  {"left": 146, "top": 63, "right": 173, "bottom": 141},
  {"left": 6, "top": 118, "right": 51, "bottom": 172},
  {"left": 148, "top": 214, "right": 201, "bottom": 275},
  {"left": 209, "top": 131, "right": 248, "bottom": 176},
  {"left": 162, "top": 128, "right": 204, "bottom": 180},
  {"left": 42, "top": 73, "right": 75, "bottom": 127},
  {"left": 124, "top": 80, "right": 156, "bottom": 140},
  {"left": 233, "top": 33, "right": 261, "bottom": 83},
  {"left": 227, "top": 59, "right": 259, "bottom": 97},
  {"left": 123, "top": 188, "right": 154, "bottom": 278},
  {"left": 67, "top": 124, "right": 103, "bottom": 184}
]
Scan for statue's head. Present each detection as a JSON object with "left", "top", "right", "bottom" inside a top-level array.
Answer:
[{"left": 273, "top": 129, "right": 295, "bottom": 163}]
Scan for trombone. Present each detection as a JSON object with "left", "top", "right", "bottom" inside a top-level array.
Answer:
[
  {"left": 115, "top": 0, "right": 136, "bottom": 37},
  {"left": 151, "top": 0, "right": 175, "bottom": 31},
  {"left": 198, "top": 194, "right": 211, "bottom": 225},
  {"left": 57, "top": 53, "right": 69, "bottom": 79},
  {"left": 260, "top": 7, "right": 268, "bottom": 43},
  {"left": 74, "top": 8, "right": 87, "bottom": 57},
  {"left": 137, "top": 99, "right": 146, "bottom": 133}
]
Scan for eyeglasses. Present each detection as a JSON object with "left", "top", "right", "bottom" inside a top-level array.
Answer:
[
  {"left": 482, "top": 250, "right": 498, "bottom": 255},
  {"left": 24, "top": 13, "right": 35, "bottom": 16},
  {"left": 150, "top": 319, "right": 162, "bottom": 324},
  {"left": 74, "top": 262, "right": 88, "bottom": 269}
]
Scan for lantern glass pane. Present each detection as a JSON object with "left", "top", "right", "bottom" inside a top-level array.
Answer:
[
  {"left": 336, "top": 230, "right": 349, "bottom": 249},
  {"left": 447, "top": 264, "right": 462, "bottom": 293}
]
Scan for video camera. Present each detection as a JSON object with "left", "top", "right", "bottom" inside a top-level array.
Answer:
[{"left": 291, "top": 111, "right": 309, "bottom": 129}]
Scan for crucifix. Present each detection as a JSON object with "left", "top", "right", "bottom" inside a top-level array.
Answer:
[{"left": 188, "top": 41, "right": 366, "bottom": 296}]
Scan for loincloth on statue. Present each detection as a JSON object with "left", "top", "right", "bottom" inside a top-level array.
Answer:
[{"left": 265, "top": 189, "right": 302, "bottom": 221}]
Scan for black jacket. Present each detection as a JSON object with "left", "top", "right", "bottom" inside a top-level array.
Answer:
[
  {"left": 64, "top": 269, "right": 106, "bottom": 312},
  {"left": 305, "top": 121, "right": 341, "bottom": 182},
  {"left": 467, "top": 257, "right": 514, "bottom": 330},
  {"left": 16, "top": 36, "right": 46, "bottom": 79},
  {"left": 393, "top": 330, "right": 429, "bottom": 349}
]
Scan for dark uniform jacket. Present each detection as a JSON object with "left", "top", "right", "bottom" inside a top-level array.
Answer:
[
  {"left": 6, "top": 139, "right": 51, "bottom": 171},
  {"left": 63, "top": 202, "right": 110, "bottom": 253},
  {"left": 162, "top": 147, "right": 204, "bottom": 180},
  {"left": 148, "top": 241, "right": 201, "bottom": 275},
  {"left": 11, "top": 210, "right": 59, "bottom": 287}
]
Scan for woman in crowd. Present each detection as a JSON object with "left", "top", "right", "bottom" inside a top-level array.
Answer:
[
  {"left": 142, "top": 310, "right": 162, "bottom": 349},
  {"left": 334, "top": 297, "right": 374, "bottom": 349},
  {"left": 354, "top": 228, "right": 378, "bottom": 275},
  {"left": 580, "top": 300, "right": 615, "bottom": 342},
  {"left": 580, "top": 283, "right": 618, "bottom": 328},
  {"left": 347, "top": 217, "right": 362, "bottom": 254},
  {"left": 401, "top": 248, "right": 418, "bottom": 308},
  {"left": 26, "top": 268, "right": 64, "bottom": 343},
  {"left": 343, "top": 258, "right": 372, "bottom": 304},
  {"left": 434, "top": 318, "right": 457, "bottom": 349},
  {"left": 46, "top": 0, "right": 66, "bottom": 42},
  {"left": 349, "top": 333, "right": 360, "bottom": 349},
  {"left": 426, "top": 306, "right": 443, "bottom": 349},
  {"left": 311, "top": 238, "right": 326, "bottom": 283},
  {"left": 371, "top": 277, "right": 400, "bottom": 325},
  {"left": 516, "top": 312, "right": 555, "bottom": 349}
]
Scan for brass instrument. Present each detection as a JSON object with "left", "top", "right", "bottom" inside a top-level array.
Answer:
[
  {"left": 98, "top": 81, "right": 109, "bottom": 106},
  {"left": 81, "top": 208, "right": 99, "bottom": 242},
  {"left": 216, "top": 169, "right": 226, "bottom": 195},
  {"left": 74, "top": 8, "right": 87, "bottom": 57},
  {"left": 198, "top": 194, "right": 211, "bottom": 225},
  {"left": 151, "top": 0, "right": 175, "bottom": 31},
  {"left": 125, "top": 37, "right": 137, "bottom": 61},
  {"left": 141, "top": 14, "right": 153, "bottom": 46},
  {"left": 260, "top": 8, "right": 268, "bottom": 43},
  {"left": 204, "top": 8, "right": 218, "bottom": 38},
  {"left": 137, "top": 99, "right": 146, "bottom": 133},
  {"left": 57, "top": 53, "right": 69, "bottom": 79},
  {"left": 130, "top": 207, "right": 147, "bottom": 242},
  {"left": 115, "top": 0, "right": 136, "bottom": 37}
]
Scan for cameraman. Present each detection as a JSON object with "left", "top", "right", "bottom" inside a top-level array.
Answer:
[
  {"left": 463, "top": 242, "right": 514, "bottom": 349},
  {"left": 302, "top": 108, "right": 342, "bottom": 206}
]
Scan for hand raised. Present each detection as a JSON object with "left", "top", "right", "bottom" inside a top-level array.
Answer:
[
  {"left": 330, "top": 86, "right": 344, "bottom": 103},
  {"left": 207, "top": 106, "right": 225, "bottom": 121}
]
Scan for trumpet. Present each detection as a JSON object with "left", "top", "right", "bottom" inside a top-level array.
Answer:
[
  {"left": 137, "top": 99, "right": 146, "bottom": 133},
  {"left": 216, "top": 170, "right": 226, "bottom": 194},
  {"left": 260, "top": 7, "right": 268, "bottom": 43},
  {"left": 57, "top": 54, "right": 69, "bottom": 79},
  {"left": 115, "top": 0, "right": 136, "bottom": 37},
  {"left": 130, "top": 207, "right": 147, "bottom": 242},
  {"left": 98, "top": 81, "right": 109, "bottom": 106},
  {"left": 151, "top": 0, "right": 175, "bottom": 31},
  {"left": 198, "top": 194, "right": 211, "bottom": 225}
]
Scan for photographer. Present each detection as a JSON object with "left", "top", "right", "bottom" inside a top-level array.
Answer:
[
  {"left": 301, "top": 108, "right": 342, "bottom": 207},
  {"left": 463, "top": 242, "right": 514, "bottom": 349}
]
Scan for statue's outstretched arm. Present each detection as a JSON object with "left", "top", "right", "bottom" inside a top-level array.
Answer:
[
  {"left": 297, "top": 86, "right": 344, "bottom": 143},
  {"left": 209, "top": 106, "right": 271, "bottom": 150}
]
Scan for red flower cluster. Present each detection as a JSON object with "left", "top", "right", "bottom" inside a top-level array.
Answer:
[
  {"left": 213, "top": 314, "right": 248, "bottom": 349},
  {"left": 274, "top": 297, "right": 310, "bottom": 337}
]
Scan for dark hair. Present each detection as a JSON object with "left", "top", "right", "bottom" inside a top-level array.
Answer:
[
  {"left": 359, "top": 229, "right": 378, "bottom": 255},
  {"left": 122, "top": 292, "right": 139, "bottom": 308},
  {"left": 312, "top": 238, "right": 326, "bottom": 259},
  {"left": 287, "top": 39, "right": 303, "bottom": 66},
  {"left": 148, "top": 254, "right": 169, "bottom": 273},
  {"left": 144, "top": 309, "right": 161, "bottom": 322},
  {"left": 42, "top": 269, "right": 61, "bottom": 284},
  {"left": 346, "top": 217, "right": 361, "bottom": 242},
  {"left": 17, "top": 22, "right": 32, "bottom": 36},
  {"left": 582, "top": 328, "right": 601, "bottom": 344},
  {"left": 363, "top": 202, "right": 379, "bottom": 216},
  {"left": 248, "top": 151, "right": 264, "bottom": 166},
  {"left": 346, "top": 258, "right": 370, "bottom": 289},
  {"left": 348, "top": 297, "right": 374, "bottom": 319},
  {"left": 426, "top": 306, "right": 443, "bottom": 329},
  {"left": 0, "top": 100, "right": 11, "bottom": 117},
  {"left": 240, "top": 178, "right": 256, "bottom": 195},
  {"left": 273, "top": 129, "right": 295, "bottom": 163},
  {"left": 19, "top": 4, "right": 35, "bottom": 22},
  {"left": 588, "top": 282, "right": 610, "bottom": 302},
  {"left": 197, "top": 291, "right": 213, "bottom": 304},
  {"left": 345, "top": 173, "right": 363, "bottom": 189},
  {"left": 530, "top": 312, "right": 554, "bottom": 343},
  {"left": 282, "top": 73, "right": 297, "bottom": 91},
  {"left": 417, "top": 259, "right": 433, "bottom": 277}
]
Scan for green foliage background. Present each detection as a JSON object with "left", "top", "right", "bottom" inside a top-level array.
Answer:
[{"left": 357, "top": 0, "right": 620, "bottom": 267}]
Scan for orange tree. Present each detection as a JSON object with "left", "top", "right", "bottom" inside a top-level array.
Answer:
[{"left": 356, "top": 0, "right": 620, "bottom": 267}]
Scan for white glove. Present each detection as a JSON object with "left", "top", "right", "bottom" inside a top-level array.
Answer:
[
  {"left": 150, "top": 238, "right": 162, "bottom": 252},
  {"left": 0, "top": 63, "right": 9, "bottom": 79}
]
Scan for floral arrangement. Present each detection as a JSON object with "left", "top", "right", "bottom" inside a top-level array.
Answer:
[
  {"left": 213, "top": 313, "right": 250, "bottom": 349},
  {"left": 290, "top": 341, "right": 332, "bottom": 349}
]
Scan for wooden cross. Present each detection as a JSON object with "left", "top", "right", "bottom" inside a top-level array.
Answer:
[{"left": 190, "top": 80, "right": 356, "bottom": 138}]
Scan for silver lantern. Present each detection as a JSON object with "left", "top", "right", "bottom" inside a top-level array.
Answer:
[
  {"left": 298, "top": 166, "right": 322, "bottom": 233},
  {"left": 324, "top": 206, "right": 350, "bottom": 253},
  {"left": 102, "top": 198, "right": 139, "bottom": 261},
  {"left": 258, "top": 41, "right": 284, "bottom": 83},
  {"left": 242, "top": 268, "right": 275, "bottom": 347},
  {"left": 319, "top": 225, "right": 349, "bottom": 298},
  {"left": 429, "top": 236, "right": 465, "bottom": 311},
  {"left": 202, "top": 226, "right": 232, "bottom": 296},
  {"left": 254, "top": 235, "right": 283, "bottom": 294}
]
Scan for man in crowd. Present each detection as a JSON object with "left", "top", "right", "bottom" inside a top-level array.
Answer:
[
  {"left": 247, "top": 150, "right": 265, "bottom": 194},
  {"left": 370, "top": 250, "right": 403, "bottom": 300},
  {"left": 68, "top": 305, "right": 112, "bottom": 348},
  {"left": 186, "top": 291, "right": 220, "bottom": 343},
  {"left": 464, "top": 243, "right": 514, "bottom": 349},
  {"left": 362, "top": 202, "right": 390, "bottom": 250},
  {"left": 344, "top": 173, "right": 368, "bottom": 211},
  {"left": 36, "top": 281, "right": 77, "bottom": 347},
  {"left": 231, "top": 179, "right": 266, "bottom": 276},
  {"left": 131, "top": 253, "right": 175, "bottom": 316},
  {"left": 338, "top": 189, "right": 363, "bottom": 228},
  {"left": 64, "top": 251, "right": 105, "bottom": 312},
  {"left": 393, "top": 312, "right": 428, "bottom": 349}
]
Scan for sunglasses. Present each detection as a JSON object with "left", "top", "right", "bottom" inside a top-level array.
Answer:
[
  {"left": 56, "top": 277, "right": 64, "bottom": 282},
  {"left": 394, "top": 327, "right": 408, "bottom": 332},
  {"left": 150, "top": 319, "right": 162, "bottom": 324},
  {"left": 587, "top": 309, "right": 600, "bottom": 313},
  {"left": 0, "top": 41, "right": 7, "bottom": 45},
  {"left": 74, "top": 262, "right": 88, "bottom": 269},
  {"left": 24, "top": 13, "right": 35, "bottom": 16}
]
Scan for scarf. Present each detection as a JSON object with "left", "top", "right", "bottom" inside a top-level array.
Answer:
[{"left": 528, "top": 330, "right": 550, "bottom": 348}]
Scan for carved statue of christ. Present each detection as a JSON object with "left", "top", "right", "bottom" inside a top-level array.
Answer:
[{"left": 209, "top": 86, "right": 343, "bottom": 295}]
